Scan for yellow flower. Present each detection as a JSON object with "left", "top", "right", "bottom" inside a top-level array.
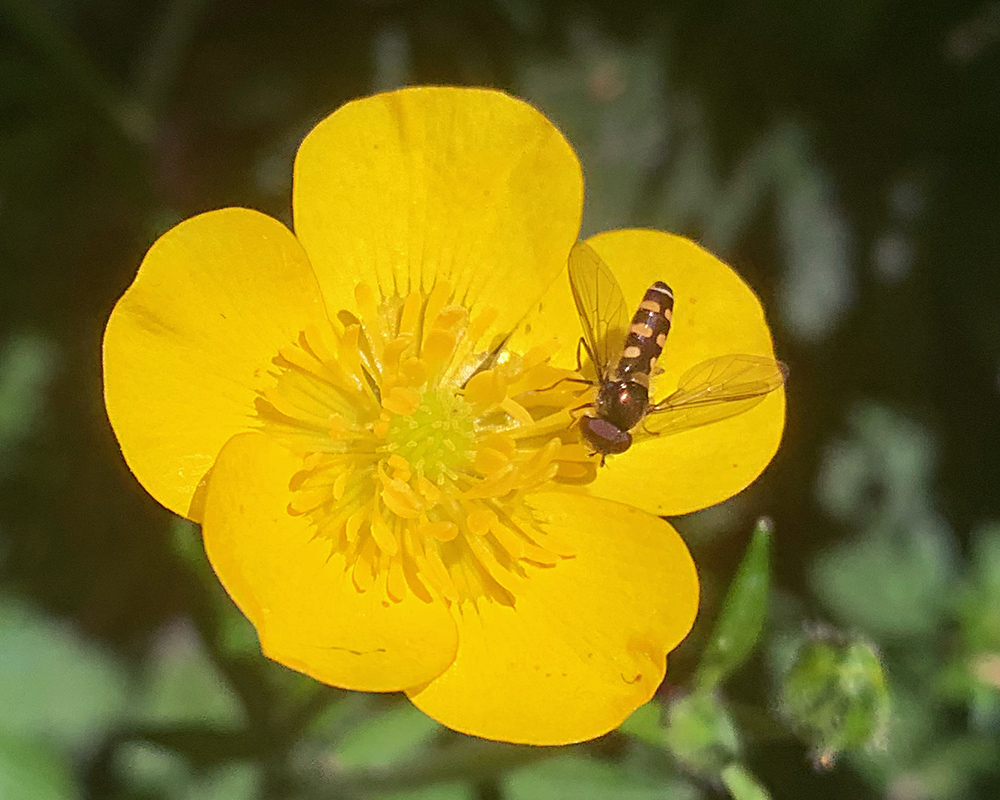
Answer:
[{"left": 103, "top": 87, "right": 784, "bottom": 745}]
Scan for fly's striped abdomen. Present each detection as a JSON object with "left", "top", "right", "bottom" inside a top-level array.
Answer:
[{"left": 614, "top": 281, "right": 674, "bottom": 382}]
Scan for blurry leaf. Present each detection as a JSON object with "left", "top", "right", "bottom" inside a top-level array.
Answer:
[
  {"left": 618, "top": 699, "right": 665, "bottom": 747},
  {"left": 816, "top": 404, "right": 939, "bottom": 526},
  {"left": 372, "top": 23, "right": 411, "bottom": 93},
  {"left": 0, "top": 733, "right": 79, "bottom": 800},
  {"left": 662, "top": 691, "right": 740, "bottom": 775},
  {"left": 0, "top": 598, "right": 128, "bottom": 748},
  {"left": 696, "top": 518, "right": 772, "bottom": 690},
  {"left": 518, "top": 22, "right": 668, "bottom": 235},
  {"left": 959, "top": 523, "right": 1000, "bottom": 651},
  {"left": 721, "top": 763, "right": 772, "bottom": 800},
  {"left": 115, "top": 742, "right": 261, "bottom": 800},
  {"left": 170, "top": 518, "right": 259, "bottom": 660},
  {"left": 0, "top": 332, "right": 58, "bottom": 466},
  {"left": 114, "top": 741, "right": 190, "bottom": 796},
  {"left": 377, "top": 783, "right": 474, "bottom": 800},
  {"left": 137, "top": 620, "right": 246, "bottom": 728},
  {"left": 773, "top": 133, "right": 854, "bottom": 343},
  {"left": 505, "top": 753, "right": 698, "bottom": 800},
  {"left": 184, "top": 762, "right": 261, "bottom": 800},
  {"left": 811, "top": 518, "right": 955, "bottom": 638},
  {"left": 334, "top": 700, "right": 440, "bottom": 769}
]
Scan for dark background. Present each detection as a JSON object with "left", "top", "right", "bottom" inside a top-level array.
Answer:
[{"left": 2, "top": 1, "right": 1000, "bottom": 799}]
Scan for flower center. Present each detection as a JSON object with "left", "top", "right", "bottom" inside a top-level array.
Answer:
[
  {"left": 383, "top": 389, "right": 474, "bottom": 483},
  {"left": 255, "top": 280, "right": 596, "bottom": 607}
]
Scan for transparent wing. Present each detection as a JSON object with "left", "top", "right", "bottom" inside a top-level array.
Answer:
[
  {"left": 567, "top": 241, "right": 629, "bottom": 379},
  {"left": 640, "top": 354, "right": 788, "bottom": 437}
]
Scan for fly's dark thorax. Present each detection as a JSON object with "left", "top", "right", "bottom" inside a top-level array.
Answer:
[
  {"left": 595, "top": 379, "right": 648, "bottom": 432},
  {"left": 614, "top": 281, "right": 674, "bottom": 383}
]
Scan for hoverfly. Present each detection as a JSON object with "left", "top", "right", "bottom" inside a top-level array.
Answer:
[{"left": 567, "top": 241, "right": 787, "bottom": 463}]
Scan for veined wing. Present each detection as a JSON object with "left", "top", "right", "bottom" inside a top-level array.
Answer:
[
  {"left": 567, "top": 241, "right": 629, "bottom": 379},
  {"left": 640, "top": 354, "right": 787, "bottom": 437}
]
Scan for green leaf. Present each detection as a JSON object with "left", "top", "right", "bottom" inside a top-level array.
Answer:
[
  {"left": 721, "top": 763, "right": 772, "bottom": 800},
  {"left": 0, "top": 599, "right": 128, "bottom": 748},
  {"left": 334, "top": 700, "right": 441, "bottom": 769},
  {"left": 662, "top": 692, "right": 740, "bottom": 775},
  {"left": 697, "top": 518, "right": 773, "bottom": 690},
  {"left": 184, "top": 762, "right": 261, "bottom": 800},
  {"left": 137, "top": 621, "right": 246, "bottom": 728},
  {"left": 811, "top": 519, "right": 954, "bottom": 638},
  {"left": 376, "top": 783, "right": 474, "bottom": 800},
  {"left": 505, "top": 753, "right": 698, "bottom": 800},
  {"left": 0, "top": 333, "right": 58, "bottom": 465},
  {"left": 0, "top": 733, "right": 79, "bottom": 800},
  {"left": 618, "top": 700, "right": 665, "bottom": 747}
]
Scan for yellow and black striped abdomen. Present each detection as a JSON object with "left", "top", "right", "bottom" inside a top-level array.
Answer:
[{"left": 614, "top": 281, "right": 674, "bottom": 382}]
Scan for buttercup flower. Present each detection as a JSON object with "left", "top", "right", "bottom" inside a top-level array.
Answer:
[{"left": 103, "top": 87, "right": 784, "bottom": 745}]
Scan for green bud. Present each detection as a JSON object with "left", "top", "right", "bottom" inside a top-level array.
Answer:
[
  {"left": 779, "top": 633, "right": 889, "bottom": 766},
  {"left": 697, "top": 518, "right": 772, "bottom": 690}
]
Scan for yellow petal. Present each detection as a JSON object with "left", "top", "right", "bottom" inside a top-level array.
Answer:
[
  {"left": 293, "top": 87, "right": 583, "bottom": 342},
  {"left": 203, "top": 433, "right": 458, "bottom": 692},
  {"left": 103, "top": 208, "right": 327, "bottom": 520},
  {"left": 511, "top": 229, "right": 785, "bottom": 516},
  {"left": 406, "top": 491, "right": 698, "bottom": 744}
]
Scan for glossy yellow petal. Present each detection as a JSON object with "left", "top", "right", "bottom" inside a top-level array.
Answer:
[
  {"left": 407, "top": 491, "right": 698, "bottom": 744},
  {"left": 511, "top": 229, "right": 785, "bottom": 516},
  {"left": 103, "top": 209, "right": 327, "bottom": 520},
  {"left": 203, "top": 433, "right": 459, "bottom": 692},
  {"left": 293, "top": 87, "right": 583, "bottom": 340}
]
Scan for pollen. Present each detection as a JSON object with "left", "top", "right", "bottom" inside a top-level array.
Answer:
[{"left": 255, "top": 281, "right": 595, "bottom": 607}]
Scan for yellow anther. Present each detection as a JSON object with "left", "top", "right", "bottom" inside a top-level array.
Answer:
[
  {"left": 520, "top": 540, "right": 561, "bottom": 566},
  {"left": 398, "top": 357, "right": 427, "bottom": 387},
  {"left": 467, "top": 508, "right": 496, "bottom": 536},
  {"left": 345, "top": 508, "right": 367, "bottom": 543},
  {"left": 488, "top": 518, "right": 525, "bottom": 559},
  {"left": 423, "top": 329, "right": 457, "bottom": 370},
  {"left": 422, "top": 280, "right": 452, "bottom": 347},
  {"left": 419, "top": 520, "right": 459, "bottom": 542},
  {"left": 338, "top": 324, "right": 365, "bottom": 383},
  {"left": 328, "top": 415, "right": 347, "bottom": 438},
  {"left": 332, "top": 471, "right": 349, "bottom": 501},
  {"left": 371, "top": 504, "right": 399, "bottom": 555},
  {"left": 387, "top": 453, "right": 411, "bottom": 475},
  {"left": 558, "top": 442, "right": 591, "bottom": 461},
  {"left": 556, "top": 461, "right": 593, "bottom": 481},
  {"left": 481, "top": 432, "right": 517, "bottom": 459},
  {"left": 383, "top": 386, "right": 421, "bottom": 416},
  {"left": 432, "top": 307, "right": 466, "bottom": 332},
  {"left": 416, "top": 476, "right": 441, "bottom": 503},
  {"left": 352, "top": 539, "right": 377, "bottom": 591},
  {"left": 527, "top": 437, "right": 562, "bottom": 471},
  {"left": 500, "top": 396, "right": 534, "bottom": 425},
  {"left": 287, "top": 488, "right": 327, "bottom": 515},
  {"left": 399, "top": 290, "right": 422, "bottom": 337},
  {"left": 474, "top": 446, "right": 509, "bottom": 475},
  {"left": 464, "top": 369, "right": 506, "bottom": 408},
  {"left": 380, "top": 480, "right": 423, "bottom": 519},
  {"left": 382, "top": 336, "right": 412, "bottom": 377},
  {"left": 372, "top": 413, "right": 391, "bottom": 438},
  {"left": 522, "top": 342, "right": 556, "bottom": 371},
  {"left": 465, "top": 306, "right": 499, "bottom": 348},
  {"left": 387, "top": 558, "right": 408, "bottom": 601}
]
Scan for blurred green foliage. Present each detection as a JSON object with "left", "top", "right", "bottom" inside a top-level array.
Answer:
[{"left": 3, "top": 1, "right": 1000, "bottom": 798}]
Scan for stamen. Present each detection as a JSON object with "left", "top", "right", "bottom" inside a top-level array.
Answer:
[{"left": 255, "top": 280, "right": 593, "bottom": 608}]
